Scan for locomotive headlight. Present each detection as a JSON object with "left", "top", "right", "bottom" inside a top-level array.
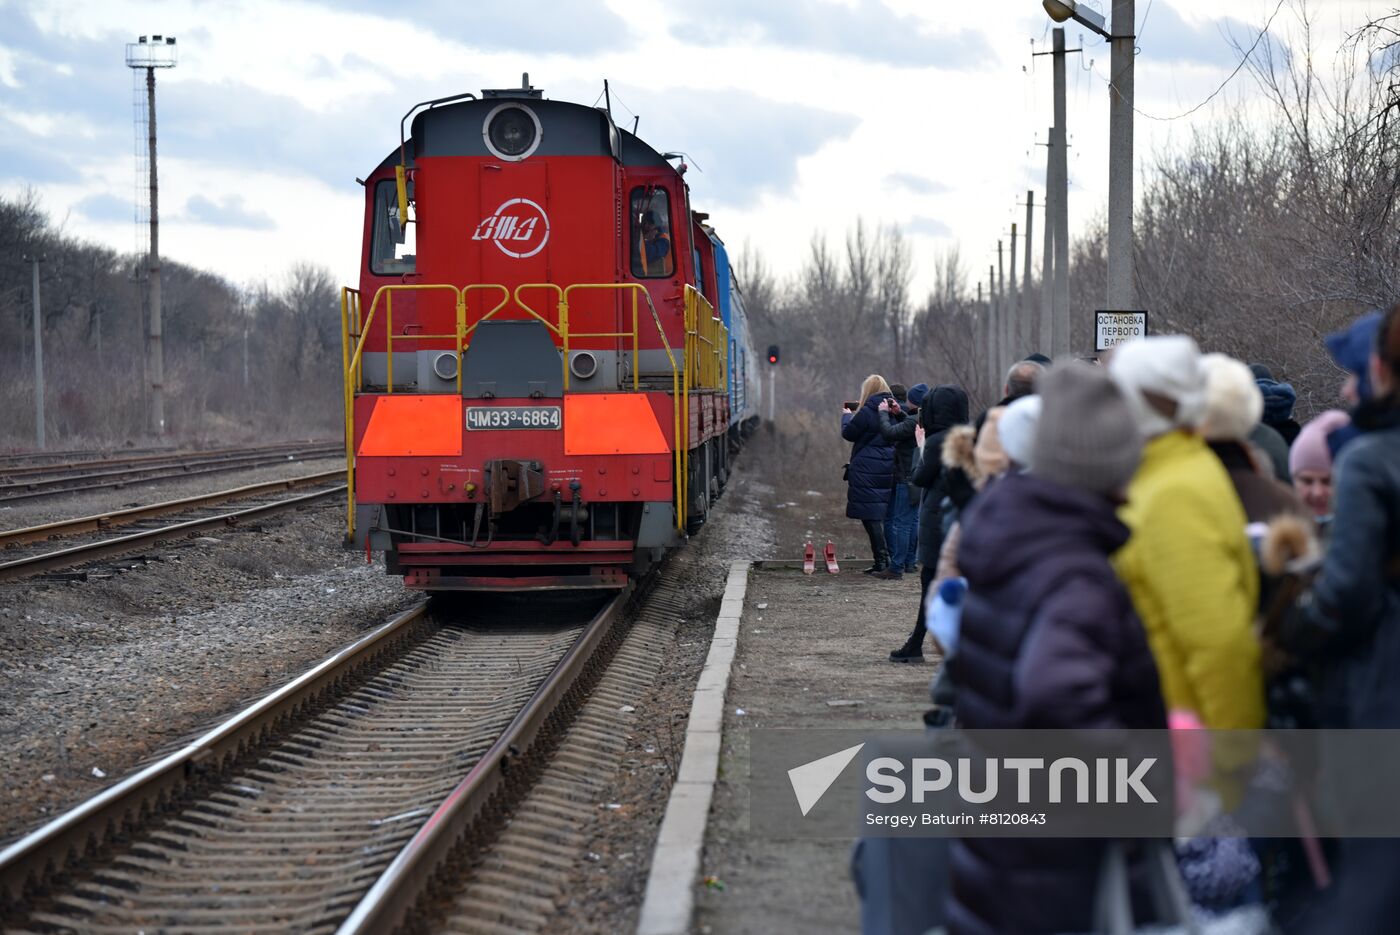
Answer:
[
  {"left": 432, "top": 352, "right": 459, "bottom": 381},
  {"left": 569, "top": 351, "right": 599, "bottom": 380},
  {"left": 484, "top": 104, "right": 542, "bottom": 160}
]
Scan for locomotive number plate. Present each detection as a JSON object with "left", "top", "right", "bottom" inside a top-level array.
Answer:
[{"left": 465, "top": 406, "right": 562, "bottom": 430}]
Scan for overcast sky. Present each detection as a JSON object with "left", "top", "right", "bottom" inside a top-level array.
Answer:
[{"left": 0, "top": 0, "right": 1381, "bottom": 296}]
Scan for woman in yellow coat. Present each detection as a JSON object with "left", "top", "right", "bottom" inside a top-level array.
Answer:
[{"left": 1108, "top": 336, "right": 1265, "bottom": 732}]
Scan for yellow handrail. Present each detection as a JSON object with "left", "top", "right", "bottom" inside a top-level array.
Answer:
[{"left": 342, "top": 280, "right": 708, "bottom": 534}]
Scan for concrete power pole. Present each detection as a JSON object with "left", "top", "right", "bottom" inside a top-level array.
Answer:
[
  {"left": 1050, "top": 28, "right": 1072, "bottom": 359},
  {"left": 1008, "top": 223, "right": 1018, "bottom": 359},
  {"left": 24, "top": 255, "right": 45, "bottom": 449},
  {"left": 1107, "top": 0, "right": 1137, "bottom": 311},
  {"left": 1040, "top": 130, "right": 1055, "bottom": 355},
  {"left": 1023, "top": 192, "right": 1035, "bottom": 351},
  {"left": 996, "top": 245, "right": 1006, "bottom": 377},
  {"left": 988, "top": 265, "right": 998, "bottom": 398}
]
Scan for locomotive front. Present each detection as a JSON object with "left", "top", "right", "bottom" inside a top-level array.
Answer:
[{"left": 340, "top": 80, "right": 736, "bottom": 590}]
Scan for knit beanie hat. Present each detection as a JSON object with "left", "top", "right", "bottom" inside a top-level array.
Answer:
[
  {"left": 1032, "top": 362, "right": 1143, "bottom": 496},
  {"left": 1108, "top": 335, "right": 1207, "bottom": 438},
  {"left": 1289, "top": 409, "right": 1351, "bottom": 477},
  {"left": 907, "top": 382, "right": 930, "bottom": 409},
  {"left": 997, "top": 394, "right": 1042, "bottom": 468},
  {"left": 1197, "top": 353, "right": 1264, "bottom": 442},
  {"left": 1325, "top": 311, "right": 1382, "bottom": 402}
]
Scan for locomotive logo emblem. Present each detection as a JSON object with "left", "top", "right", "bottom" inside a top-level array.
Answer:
[{"left": 472, "top": 198, "right": 550, "bottom": 259}]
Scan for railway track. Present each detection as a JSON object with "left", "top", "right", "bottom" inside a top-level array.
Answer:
[
  {"left": 0, "top": 441, "right": 341, "bottom": 504},
  {"left": 0, "top": 587, "right": 639, "bottom": 933},
  {"left": 0, "top": 444, "right": 178, "bottom": 470},
  {"left": 0, "top": 474, "right": 345, "bottom": 582}
]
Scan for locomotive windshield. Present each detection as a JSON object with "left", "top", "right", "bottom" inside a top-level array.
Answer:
[
  {"left": 371, "top": 180, "right": 416, "bottom": 276},
  {"left": 630, "top": 187, "right": 673, "bottom": 278}
]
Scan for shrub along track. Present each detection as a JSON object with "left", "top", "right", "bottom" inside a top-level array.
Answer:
[{"left": 0, "top": 573, "right": 686, "bottom": 933}]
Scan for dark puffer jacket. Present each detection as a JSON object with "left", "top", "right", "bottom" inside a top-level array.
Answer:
[
  {"left": 946, "top": 472, "right": 1167, "bottom": 935},
  {"left": 1283, "top": 401, "right": 1400, "bottom": 728},
  {"left": 842, "top": 393, "right": 896, "bottom": 521},
  {"left": 910, "top": 385, "right": 970, "bottom": 566},
  {"left": 1257, "top": 377, "right": 1302, "bottom": 446},
  {"left": 876, "top": 406, "right": 919, "bottom": 486}
]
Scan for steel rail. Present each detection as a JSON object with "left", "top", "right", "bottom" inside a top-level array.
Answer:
[
  {"left": 0, "top": 471, "right": 342, "bottom": 548},
  {"left": 0, "top": 485, "right": 346, "bottom": 581},
  {"left": 0, "top": 444, "right": 177, "bottom": 468},
  {"left": 337, "top": 586, "right": 632, "bottom": 935},
  {"left": 0, "top": 602, "right": 431, "bottom": 904},
  {"left": 0, "top": 440, "right": 335, "bottom": 480},
  {"left": 0, "top": 446, "right": 341, "bottom": 503}
]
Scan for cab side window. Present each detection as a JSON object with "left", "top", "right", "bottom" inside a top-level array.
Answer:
[
  {"left": 630, "top": 187, "right": 673, "bottom": 278},
  {"left": 371, "top": 179, "right": 416, "bottom": 275}
]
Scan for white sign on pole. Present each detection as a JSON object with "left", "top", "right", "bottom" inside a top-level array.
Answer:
[{"left": 1094, "top": 310, "right": 1147, "bottom": 352}]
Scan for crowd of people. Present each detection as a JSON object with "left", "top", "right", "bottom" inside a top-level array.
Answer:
[{"left": 842, "top": 305, "right": 1400, "bottom": 934}]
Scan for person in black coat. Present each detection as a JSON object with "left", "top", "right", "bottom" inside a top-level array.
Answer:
[
  {"left": 1278, "top": 305, "right": 1400, "bottom": 932},
  {"left": 888, "top": 384, "right": 970, "bottom": 662},
  {"left": 843, "top": 375, "right": 897, "bottom": 573},
  {"left": 946, "top": 363, "right": 1167, "bottom": 935}
]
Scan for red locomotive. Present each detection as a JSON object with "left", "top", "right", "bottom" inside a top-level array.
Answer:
[{"left": 341, "top": 77, "right": 760, "bottom": 591}]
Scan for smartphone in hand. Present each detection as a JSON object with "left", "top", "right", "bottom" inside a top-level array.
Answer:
[{"left": 843, "top": 401, "right": 859, "bottom": 412}]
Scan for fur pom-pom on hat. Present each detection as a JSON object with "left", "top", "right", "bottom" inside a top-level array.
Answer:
[{"left": 1260, "top": 514, "right": 1320, "bottom": 577}]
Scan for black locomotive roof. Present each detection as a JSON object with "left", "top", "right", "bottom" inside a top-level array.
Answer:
[{"left": 388, "top": 96, "right": 667, "bottom": 168}]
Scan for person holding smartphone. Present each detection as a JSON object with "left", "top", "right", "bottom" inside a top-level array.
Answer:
[{"left": 842, "top": 375, "right": 898, "bottom": 576}]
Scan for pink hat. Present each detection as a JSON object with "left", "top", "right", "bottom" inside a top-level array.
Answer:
[{"left": 1289, "top": 410, "right": 1351, "bottom": 477}]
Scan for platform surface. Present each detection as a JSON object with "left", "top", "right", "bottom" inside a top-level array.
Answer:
[{"left": 694, "top": 563, "right": 938, "bottom": 935}]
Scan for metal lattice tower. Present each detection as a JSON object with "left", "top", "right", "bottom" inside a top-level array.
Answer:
[{"left": 125, "top": 34, "right": 176, "bottom": 435}]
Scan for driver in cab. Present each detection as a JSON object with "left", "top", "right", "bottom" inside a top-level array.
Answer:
[{"left": 640, "top": 210, "right": 672, "bottom": 274}]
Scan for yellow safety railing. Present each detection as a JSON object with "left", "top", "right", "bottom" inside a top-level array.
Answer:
[
  {"left": 339, "top": 281, "right": 710, "bottom": 537},
  {"left": 683, "top": 286, "right": 728, "bottom": 393}
]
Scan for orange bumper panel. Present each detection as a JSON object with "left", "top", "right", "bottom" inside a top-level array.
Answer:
[{"left": 357, "top": 395, "right": 462, "bottom": 457}]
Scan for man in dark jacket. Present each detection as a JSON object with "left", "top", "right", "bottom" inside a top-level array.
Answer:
[
  {"left": 888, "top": 384, "right": 969, "bottom": 661},
  {"left": 1251, "top": 363, "right": 1303, "bottom": 446},
  {"left": 843, "top": 389, "right": 897, "bottom": 574},
  {"left": 879, "top": 383, "right": 923, "bottom": 579},
  {"left": 947, "top": 363, "right": 1167, "bottom": 935}
]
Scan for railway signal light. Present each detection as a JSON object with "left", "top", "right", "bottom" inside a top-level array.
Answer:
[{"left": 767, "top": 345, "right": 779, "bottom": 365}]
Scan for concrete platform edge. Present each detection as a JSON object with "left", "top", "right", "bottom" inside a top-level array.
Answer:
[{"left": 635, "top": 560, "right": 750, "bottom": 935}]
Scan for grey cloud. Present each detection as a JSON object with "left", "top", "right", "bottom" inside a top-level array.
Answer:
[
  {"left": 1138, "top": 4, "right": 1289, "bottom": 68},
  {"left": 182, "top": 194, "right": 275, "bottom": 230},
  {"left": 307, "top": 0, "right": 634, "bottom": 53},
  {"left": 617, "top": 88, "right": 859, "bottom": 207},
  {"left": 669, "top": 0, "right": 991, "bottom": 68},
  {"left": 887, "top": 172, "right": 948, "bottom": 195},
  {"left": 75, "top": 192, "right": 132, "bottom": 223},
  {"left": 906, "top": 216, "right": 952, "bottom": 238}
]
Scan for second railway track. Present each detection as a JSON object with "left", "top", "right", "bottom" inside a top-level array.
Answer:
[
  {"left": 0, "top": 441, "right": 341, "bottom": 504},
  {"left": 0, "top": 473, "right": 346, "bottom": 582}
]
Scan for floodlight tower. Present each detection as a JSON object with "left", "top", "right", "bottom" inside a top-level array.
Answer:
[{"left": 126, "top": 34, "right": 177, "bottom": 436}]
